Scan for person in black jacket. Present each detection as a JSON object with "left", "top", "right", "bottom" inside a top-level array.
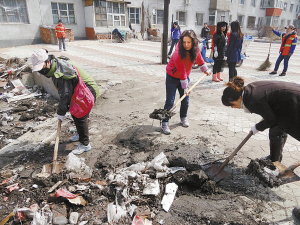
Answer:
[
  {"left": 201, "top": 23, "right": 210, "bottom": 49},
  {"left": 222, "top": 76, "right": 300, "bottom": 162},
  {"left": 212, "top": 22, "right": 227, "bottom": 82},
  {"left": 31, "top": 49, "right": 100, "bottom": 155}
]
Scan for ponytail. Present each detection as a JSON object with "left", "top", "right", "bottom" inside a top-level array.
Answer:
[{"left": 222, "top": 76, "right": 245, "bottom": 106}]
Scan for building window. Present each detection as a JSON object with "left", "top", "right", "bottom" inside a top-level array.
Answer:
[
  {"left": 51, "top": 2, "right": 75, "bottom": 24},
  {"left": 257, "top": 17, "right": 264, "bottom": 26},
  {"left": 287, "top": 19, "right": 291, "bottom": 25},
  {"left": 239, "top": 0, "right": 245, "bottom": 4},
  {"left": 94, "top": 0, "right": 125, "bottom": 27},
  {"left": 290, "top": 4, "right": 294, "bottom": 12},
  {"left": 128, "top": 8, "right": 140, "bottom": 24},
  {"left": 247, "top": 16, "right": 256, "bottom": 28},
  {"left": 208, "top": 10, "right": 215, "bottom": 25},
  {"left": 251, "top": 0, "right": 256, "bottom": 7},
  {"left": 280, "top": 19, "right": 285, "bottom": 27},
  {"left": 237, "top": 15, "right": 244, "bottom": 26},
  {"left": 176, "top": 11, "right": 186, "bottom": 25},
  {"left": 153, "top": 9, "right": 163, "bottom": 25},
  {"left": 283, "top": 3, "right": 287, "bottom": 11},
  {"left": 260, "top": 0, "right": 270, "bottom": 8},
  {"left": 196, "top": 13, "right": 203, "bottom": 26},
  {"left": 296, "top": 5, "right": 299, "bottom": 13},
  {"left": 0, "top": 0, "right": 28, "bottom": 23},
  {"left": 229, "top": 15, "right": 232, "bottom": 22}
]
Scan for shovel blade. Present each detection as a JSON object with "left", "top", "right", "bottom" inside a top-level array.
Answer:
[
  {"left": 206, "top": 165, "right": 229, "bottom": 183},
  {"left": 40, "top": 162, "right": 64, "bottom": 176},
  {"left": 273, "top": 161, "right": 300, "bottom": 185}
]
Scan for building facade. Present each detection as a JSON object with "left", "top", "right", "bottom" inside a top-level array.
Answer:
[{"left": 0, "top": 0, "right": 299, "bottom": 48}]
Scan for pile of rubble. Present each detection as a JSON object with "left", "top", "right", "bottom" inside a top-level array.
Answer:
[{"left": 0, "top": 151, "right": 217, "bottom": 224}]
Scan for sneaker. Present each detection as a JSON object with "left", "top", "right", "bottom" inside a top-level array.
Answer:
[
  {"left": 279, "top": 72, "right": 286, "bottom": 76},
  {"left": 70, "top": 133, "right": 79, "bottom": 142},
  {"left": 161, "top": 122, "right": 171, "bottom": 135},
  {"left": 180, "top": 117, "right": 189, "bottom": 127},
  {"left": 269, "top": 71, "right": 277, "bottom": 75},
  {"left": 64, "top": 49, "right": 67, "bottom": 51},
  {"left": 167, "top": 55, "right": 171, "bottom": 59},
  {"left": 72, "top": 143, "right": 91, "bottom": 155},
  {"left": 59, "top": 49, "right": 62, "bottom": 52}
]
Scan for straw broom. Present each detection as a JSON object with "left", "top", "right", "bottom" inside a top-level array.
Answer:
[{"left": 257, "top": 14, "right": 276, "bottom": 71}]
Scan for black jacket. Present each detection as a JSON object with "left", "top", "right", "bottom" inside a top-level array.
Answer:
[
  {"left": 213, "top": 32, "right": 226, "bottom": 59},
  {"left": 201, "top": 27, "right": 210, "bottom": 38},
  {"left": 243, "top": 81, "right": 300, "bottom": 141}
]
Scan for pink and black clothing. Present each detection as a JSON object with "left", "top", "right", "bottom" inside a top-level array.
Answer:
[{"left": 163, "top": 45, "right": 208, "bottom": 122}]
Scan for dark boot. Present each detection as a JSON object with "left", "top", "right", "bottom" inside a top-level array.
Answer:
[
  {"left": 293, "top": 206, "right": 300, "bottom": 223},
  {"left": 269, "top": 133, "right": 287, "bottom": 162}
]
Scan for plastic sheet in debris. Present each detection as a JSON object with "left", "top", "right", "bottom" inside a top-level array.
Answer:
[
  {"left": 64, "top": 153, "right": 93, "bottom": 180},
  {"left": 148, "top": 152, "right": 169, "bottom": 172},
  {"left": 161, "top": 183, "right": 178, "bottom": 212},
  {"left": 107, "top": 202, "right": 127, "bottom": 223},
  {"left": 31, "top": 204, "right": 53, "bottom": 225},
  {"left": 142, "top": 178, "right": 160, "bottom": 196}
]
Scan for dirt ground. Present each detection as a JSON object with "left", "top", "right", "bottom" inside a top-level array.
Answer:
[{"left": 0, "top": 56, "right": 297, "bottom": 224}]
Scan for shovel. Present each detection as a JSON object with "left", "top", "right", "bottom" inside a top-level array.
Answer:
[
  {"left": 37, "top": 120, "right": 64, "bottom": 178},
  {"left": 273, "top": 160, "right": 300, "bottom": 184},
  {"left": 206, "top": 131, "right": 253, "bottom": 182},
  {"left": 150, "top": 72, "right": 208, "bottom": 120}
]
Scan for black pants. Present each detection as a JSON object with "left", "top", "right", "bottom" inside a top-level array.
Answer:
[
  {"left": 168, "top": 39, "right": 179, "bottom": 55},
  {"left": 213, "top": 59, "right": 224, "bottom": 74},
  {"left": 228, "top": 62, "right": 237, "bottom": 81},
  {"left": 71, "top": 84, "right": 97, "bottom": 146},
  {"left": 269, "top": 125, "right": 287, "bottom": 162}
]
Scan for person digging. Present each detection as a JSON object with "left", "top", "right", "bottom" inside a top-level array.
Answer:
[
  {"left": 222, "top": 76, "right": 300, "bottom": 162},
  {"left": 31, "top": 49, "right": 100, "bottom": 155},
  {"left": 269, "top": 24, "right": 297, "bottom": 77}
]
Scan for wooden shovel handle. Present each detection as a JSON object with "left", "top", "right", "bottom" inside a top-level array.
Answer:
[
  {"left": 268, "top": 14, "right": 277, "bottom": 54},
  {"left": 217, "top": 131, "right": 253, "bottom": 173},
  {"left": 169, "top": 73, "right": 207, "bottom": 112},
  {"left": 53, "top": 120, "right": 62, "bottom": 163}
]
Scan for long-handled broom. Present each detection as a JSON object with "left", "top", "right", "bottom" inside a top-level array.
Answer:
[{"left": 257, "top": 15, "right": 276, "bottom": 71}]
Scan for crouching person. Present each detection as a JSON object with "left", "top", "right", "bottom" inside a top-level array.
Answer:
[{"left": 31, "top": 49, "right": 99, "bottom": 155}]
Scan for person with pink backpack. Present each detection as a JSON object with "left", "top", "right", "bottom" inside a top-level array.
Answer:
[{"left": 31, "top": 49, "right": 99, "bottom": 155}]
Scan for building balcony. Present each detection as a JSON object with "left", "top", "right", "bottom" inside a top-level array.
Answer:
[{"left": 265, "top": 8, "right": 283, "bottom": 16}]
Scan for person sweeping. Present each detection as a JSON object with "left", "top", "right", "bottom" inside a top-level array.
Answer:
[
  {"left": 222, "top": 76, "right": 300, "bottom": 162},
  {"left": 269, "top": 24, "right": 297, "bottom": 76}
]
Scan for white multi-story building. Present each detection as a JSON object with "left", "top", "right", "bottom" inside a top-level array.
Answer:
[{"left": 0, "top": 0, "right": 299, "bottom": 48}]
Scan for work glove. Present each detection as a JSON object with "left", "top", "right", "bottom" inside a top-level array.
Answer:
[
  {"left": 224, "top": 56, "right": 227, "bottom": 61},
  {"left": 205, "top": 69, "right": 212, "bottom": 76},
  {"left": 180, "top": 79, "right": 189, "bottom": 89},
  {"left": 199, "top": 63, "right": 208, "bottom": 72},
  {"left": 57, "top": 114, "right": 65, "bottom": 122},
  {"left": 251, "top": 125, "right": 259, "bottom": 135},
  {"left": 288, "top": 53, "right": 293, "bottom": 57},
  {"left": 214, "top": 51, "right": 218, "bottom": 58},
  {"left": 184, "top": 88, "right": 190, "bottom": 96}
]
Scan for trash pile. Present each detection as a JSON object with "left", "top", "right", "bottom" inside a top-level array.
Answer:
[
  {"left": 0, "top": 57, "right": 43, "bottom": 103},
  {"left": 0, "top": 151, "right": 217, "bottom": 224}
]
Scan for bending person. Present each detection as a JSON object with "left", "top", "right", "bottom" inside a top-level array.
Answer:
[
  {"left": 31, "top": 49, "right": 100, "bottom": 155},
  {"left": 162, "top": 30, "right": 212, "bottom": 135},
  {"left": 222, "top": 76, "right": 300, "bottom": 162}
]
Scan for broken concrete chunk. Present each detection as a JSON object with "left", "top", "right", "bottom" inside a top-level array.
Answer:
[{"left": 69, "top": 212, "right": 79, "bottom": 224}]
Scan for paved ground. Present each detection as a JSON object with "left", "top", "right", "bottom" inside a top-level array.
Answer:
[{"left": 1, "top": 38, "right": 300, "bottom": 224}]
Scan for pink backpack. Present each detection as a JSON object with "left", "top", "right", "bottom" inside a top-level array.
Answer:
[{"left": 69, "top": 67, "right": 95, "bottom": 118}]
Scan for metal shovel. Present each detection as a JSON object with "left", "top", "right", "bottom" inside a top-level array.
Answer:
[
  {"left": 206, "top": 131, "right": 253, "bottom": 182},
  {"left": 150, "top": 72, "right": 209, "bottom": 120},
  {"left": 273, "top": 160, "right": 300, "bottom": 185},
  {"left": 37, "top": 120, "right": 64, "bottom": 178}
]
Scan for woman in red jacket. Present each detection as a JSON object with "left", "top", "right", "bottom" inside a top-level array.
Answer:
[{"left": 161, "top": 30, "right": 212, "bottom": 135}]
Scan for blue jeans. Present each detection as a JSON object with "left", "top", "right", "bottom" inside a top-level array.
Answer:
[
  {"left": 168, "top": 39, "right": 179, "bottom": 55},
  {"left": 163, "top": 73, "right": 189, "bottom": 122},
  {"left": 274, "top": 53, "right": 291, "bottom": 73},
  {"left": 58, "top": 38, "right": 66, "bottom": 50}
]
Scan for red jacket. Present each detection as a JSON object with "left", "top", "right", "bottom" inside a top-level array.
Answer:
[
  {"left": 55, "top": 24, "right": 66, "bottom": 38},
  {"left": 166, "top": 44, "right": 205, "bottom": 80}
]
